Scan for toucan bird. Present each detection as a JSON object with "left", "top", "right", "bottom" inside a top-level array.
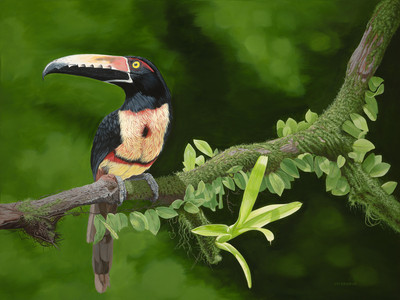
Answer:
[{"left": 43, "top": 54, "right": 172, "bottom": 293}]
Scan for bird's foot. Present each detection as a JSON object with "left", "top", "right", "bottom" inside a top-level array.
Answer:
[{"left": 127, "top": 173, "right": 159, "bottom": 203}]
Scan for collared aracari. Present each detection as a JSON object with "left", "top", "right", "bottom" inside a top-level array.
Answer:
[{"left": 43, "top": 54, "right": 172, "bottom": 293}]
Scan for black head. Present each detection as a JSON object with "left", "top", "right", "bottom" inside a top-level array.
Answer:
[{"left": 43, "top": 54, "right": 171, "bottom": 109}]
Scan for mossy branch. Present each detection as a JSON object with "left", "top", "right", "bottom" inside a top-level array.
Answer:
[{"left": 1, "top": 0, "right": 400, "bottom": 242}]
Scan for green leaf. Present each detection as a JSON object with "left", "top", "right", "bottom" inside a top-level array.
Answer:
[
  {"left": 235, "top": 156, "right": 268, "bottom": 227},
  {"left": 105, "top": 213, "right": 118, "bottom": 230},
  {"left": 282, "top": 126, "right": 292, "bottom": 137},
  {"left": 216, "top": 242, "right": 252, "bottom": 288},
  {"left": 276, "top": 119, "right": 285, "bottom": 130},
  {"left": 280, "top": 158, "right": 300, "bottom": 178},
  {"left": 234, "top": 172, "right": 247, "bottom": 190},
  {"left": 183, "top": 143, "right": 196, "bottom": 171},
  {"left": 100, "top": 219, "right": 119, "bottom": 239},
  {"left": 253, "top": 227, "right": 275, "bottom": 244},
  {"left": 239, "top": 171, "right": 249, "bottom": 185},
  {"left": 350, "top": 113, "right": 368, "bottom": 132},
  {"left": 117, "top": 213, "right": 128, "bottom": 230},
  {"left": 205, "top": 182, "right": 215, "bottom": 198},
  {"left": 305, "top": 109, "right": 318, "bottom": 124},
  {"left": 325, "top": 164, "right": 341, "bottom": 192},
  {"left": 375, "top": 83, "right": 384, "bottom": 96},
  {"left": 369, "top": 163, "right": 390, "bottom": 177},
  {"left": 184, "top": 202, "right": 200, "bottom": 214},
  {"left": 286, "top": 118, "right": 298, "bottom": 133},
  {"left": 259, "top": 176, "right": 268, "bottom": 192},
  {"left": 215, "top": 234, "right": 233, "bottom": 243},
  {"left": 191, "top": 197, "right": 206, "bottom": 207},
  {"left": 342, "top": 120, "right": 364, "bottom": 138},
  {"left": 314, "top": 157, "right": 323, "bottom": 178},
  {"left": 145, "top": 209, "right": 161, "bottom": 235},
  {"left": 106, "top": 213, "right": 128, "bottom": 232},
  {"left": 119, "top": 213, "right": 128, "bottom": 229},
  {"left": 195, "top": 155, "right": 205, "bottom": 166},
  {"left": 381, "top": 181, "right": 397, "bottom": 195},
  {"left": 276, "top": 170, "right": 292, "bottom": 190},
  {"left": 129, "top": 212, "right": 148, "bottom": 232},
  {"left": 352, "top": 139, "right": 375, "bottom": 154},
  {"left": 329, "top": 162, "right": 341, "bottom": 177},
  {"left": 317, "top": 156, "right": 331, "bottom": 175},
  {"left": 297, "top": 121, "right": 310, "bottom": 131},
  {"left": 365, "top": 95, "right": 378, "bottom": 113},
  {"left": 184, "top": 184, "right": 195, "bottom": 201},
  {"left": 156, "top": 207, "right": 178, "bottom": 219},
  {"left": 362, "top": 153, "right": 377, "bottom": 174},
  {"left": 193, "top": 139, "right": 214, "bottom": 157},
  {"left": 276, "top": 120, "right": 285, "bottom": 137},
  {"left": 348, "top": 151, "right": 365, "bottom": 163},
  {"left": 234, "top": 227, "right": 275, "bottom": 244},
  {"left": 212, "top": 177, "right": 223, "bottom": 195},
  {"left": 368, "top": 76, "right": 384, "bottom": 92},
  {"left": 93, "top": 215, "right": 107, "bottom": 244},
  {"left": 264, "top": 175, "right": 275, "bottom": 194},
  {"left": 196, "top": 181, "right": 206, "bottom": 196},
  {"left": 365, "top": 90, "right": 375, "bottom": 98},
  {"left": 337, "top": 155, "right": 346, "bottom": 168},
  {"left": 293, "top": 158, "right": 308, "bottom": 172},
  {"left": 192, "top": 224, "right": 229, "bottom": 236},
  {"left": 363, "top": 104, "right": 377, "bottom": 121},
  {"left": 226, "top": 165, "right": 243, "bottom": 174},
  {"left": 374, "top": 155, "right": 382, "bottom": 164},
  {"left": 331, "top": 177, "right": 350, "bottom": 196},
  {"left": 213, "top": 149, "right": 219, "bottom": 156},
  {"left": 222, "top": 176, "right": 236, "bottom": 191},
  {"left": 298, "top": 153, "right": 314, "bottom": 172},
  {"left": 203, "top": 191, "right": 218, "bottom": 211},
  {"left": 269, "top": 173, "right": 285, "bottom": 196},
  {"left": 243, "top": 202, "right": 302, "bottom": 228},
  {"left": 170, "top": 199, "right": 184, "bottom": 209}
]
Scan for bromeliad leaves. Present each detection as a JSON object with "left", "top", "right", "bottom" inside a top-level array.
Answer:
[{"left": 192, "top": 156, "right": 302, "bottom": 288}]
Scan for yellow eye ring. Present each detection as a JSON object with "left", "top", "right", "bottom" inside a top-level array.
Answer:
[{"left": 132, "top": 61, "right": 140, "bottom": 69}]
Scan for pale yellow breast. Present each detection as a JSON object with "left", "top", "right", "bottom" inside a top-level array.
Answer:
[{"left": 115, "top": 103, "right": 170, "bottom": 163}]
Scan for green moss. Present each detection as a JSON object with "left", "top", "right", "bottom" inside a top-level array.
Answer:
[
  {"left": 177, "top": 209, "right": 222, "bottom": 265},
  {"left": 125, "top": 175, "right": 186, "bottom": 201},
  {"left": 17, "top": 198, "right": 62, "bottom": 246},
  {"left": 18, "top": 198, "right": 62, "bottom": 222}
]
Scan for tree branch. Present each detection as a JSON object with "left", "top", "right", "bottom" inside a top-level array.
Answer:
[
  {"left": 1, "top": 0, "right": 400, "bottom": 240},
  {"left": 0, "top": 175, "right": 120, "bottom": 241}
]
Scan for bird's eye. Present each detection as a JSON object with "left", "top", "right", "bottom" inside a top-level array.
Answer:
[{"left": 132, "top": 61, "right": 140, "bottom": 69}]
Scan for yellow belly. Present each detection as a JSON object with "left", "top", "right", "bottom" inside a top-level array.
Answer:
[{"left": 99, "top": 161, "right": 152, "bottom": 180}]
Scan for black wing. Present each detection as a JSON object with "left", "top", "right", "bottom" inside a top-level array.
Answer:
[{"left": 90, "top": 110, "right": 122, "bottom": 180}]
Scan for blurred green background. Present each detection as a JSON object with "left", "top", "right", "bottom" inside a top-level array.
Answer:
[{"left": 1, "top": 0, "right": 399, "bottom": 299}]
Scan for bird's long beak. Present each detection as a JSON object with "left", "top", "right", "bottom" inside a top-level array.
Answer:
[{"left": 42, "top": 54, "right": 131, "bottom": 83}]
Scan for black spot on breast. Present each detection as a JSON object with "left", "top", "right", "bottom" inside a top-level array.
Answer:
[{"left": 142, "top": 126, "right": 150, "bottom": 138}]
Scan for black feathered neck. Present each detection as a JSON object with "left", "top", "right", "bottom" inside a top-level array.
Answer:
[{"left": 118, "top": 72, "right": 171, "bottom": 112}]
